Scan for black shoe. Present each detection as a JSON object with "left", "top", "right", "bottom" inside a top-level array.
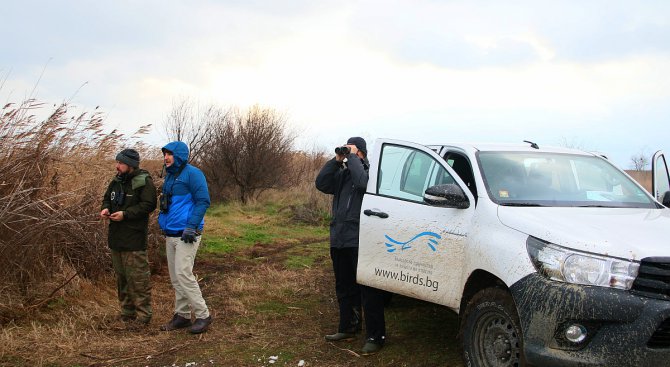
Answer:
[
  {"left": 361, "top": 338, "right": 384, "bottom": 356},
  {"left": 160, "top": 314, "right": 192, "bottom": 331},
  {"left": 324, "top": 332, "right": 356, "bottom": 341},
  {"left": 189, "top": 316, "right": 212, "bottom": 334}
]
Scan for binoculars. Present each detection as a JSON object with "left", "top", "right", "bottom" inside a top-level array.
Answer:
[
  {"left": 159, "top": 193, "right": 172, "bottom": 213},
  {"left": 335, "top": 146, "right": 351, "bottom": 155},
  {"left": 110, "top": 190, "right": 125, "bottom": 207}
]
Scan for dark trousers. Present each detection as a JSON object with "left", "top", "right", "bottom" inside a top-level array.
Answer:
[
  {"left": 330, "top": 247, "right": 386, "bottom": 344},
  {"left": 330, "top": 247, "right": 361, "bottom": 333},
  {"left": 361, "top": 284, "right": 386, "bottom": 344}
]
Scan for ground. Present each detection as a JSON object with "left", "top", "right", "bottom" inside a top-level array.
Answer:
[{"left": 0, "top": 203, "right": 464, "bottom": 367}]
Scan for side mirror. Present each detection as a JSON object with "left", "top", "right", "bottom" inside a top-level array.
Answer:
[
  {"left": 424, "top": 184, "right": 470, "bottom": 209},
  {"left": 662, "top": 191, "right": 670, "bottom": 208}
]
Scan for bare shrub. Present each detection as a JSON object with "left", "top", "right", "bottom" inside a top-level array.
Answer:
[
  {"left": 200, "top": 105, "right": 297, "bottom": 204},
  {"left": 0, "top": 99, "right": 162, "bottom": 323},
  {"left": 162, "top": 98, "right": 221, "bottom": 164}
]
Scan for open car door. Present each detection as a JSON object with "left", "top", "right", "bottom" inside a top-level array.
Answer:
[
  {"left": 357, "top": 139, "right": 475, "bottom": 309},
  {"left": 652, "top": 150, "right": 670, "bottom": 208}
]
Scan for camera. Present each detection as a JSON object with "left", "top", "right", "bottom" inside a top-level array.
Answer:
[
  {"left": 159, "top": 193, "right": 172, "bottom": 213},
  {"left": 335, "top": 146, "right": 351, "bottom": 155}
]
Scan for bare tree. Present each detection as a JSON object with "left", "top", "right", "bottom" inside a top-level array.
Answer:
[
  {"left": 162, "top": 98, "right": 222, "bottom": 163},
  {"left": 630, "top": 152, "right": 649, "bottom": 171},
  {"left": 201, "top": 105, "right": 297, "bottom": 203}
]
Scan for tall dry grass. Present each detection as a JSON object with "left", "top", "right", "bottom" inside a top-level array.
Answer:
[
  {"left": 0, "top": 99, "right": 162, "bottom": 324},
  {"left": 255, "top": 150, "right": 332, "bottom": 225}
]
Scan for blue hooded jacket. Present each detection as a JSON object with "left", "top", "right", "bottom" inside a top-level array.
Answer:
[{"left": 158, "top": 141, "right": 210, "bottom": 234}]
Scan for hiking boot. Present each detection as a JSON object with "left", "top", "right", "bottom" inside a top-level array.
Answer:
[
  {"left": 160, "top": 314, "right": 192, "bottom": 331},
  {"left": 361, "top": 338, "right": 383, "bottom": 356},
  {"left": 189, "top": 316, "right": 212, "bottom": 334},
  {"left": 324, "top": 332, "right": 356, "bottom": 342}
]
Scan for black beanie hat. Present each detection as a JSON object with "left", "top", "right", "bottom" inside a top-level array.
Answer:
[
  {"left": 347, "top": 137, "right": 367, "bottom": 155},
  {"left": 116, "top": 148, "right": 140, "bottom": 168}
]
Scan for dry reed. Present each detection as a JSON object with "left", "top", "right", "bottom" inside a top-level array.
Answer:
[{"left": 0, "top": 98, "right": 162, "bottom": 324}]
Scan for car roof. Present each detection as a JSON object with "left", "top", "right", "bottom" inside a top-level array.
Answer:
[{"left": 431, "top": 142, "right": 596, "bottom": 156}]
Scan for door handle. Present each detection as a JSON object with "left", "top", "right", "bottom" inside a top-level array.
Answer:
[{"left": 364, "top": 209, "right": 389, "bottom": 219}]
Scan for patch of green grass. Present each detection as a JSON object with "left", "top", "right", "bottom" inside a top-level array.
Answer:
[
  {"left": 201, "top": 202, "right": 328, "bottom": 255},
  {"left": 240, "top": 223, "right": 273, "bottom": 244},
  {"left": 283, "top": 240, "right": 329, "bottom": 270},
  {"left": 207, "top": 204, "right": 232, "bottom": 217},
  {"left": 202, "top": 236, "right": 237, "bottom": 253},
  {"left": 254, "top": 300, "right": 289, "bottom": 315},
  {"left": 284, "top": 255, "right": 314, "bottom": 269},
  {"left": 263, "top": 202, "right": 281, "bottom": 215}
]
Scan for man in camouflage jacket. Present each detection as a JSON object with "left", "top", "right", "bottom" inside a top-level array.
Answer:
[{"left": 100, "top": 148, "right": 157, "bottom": 325}]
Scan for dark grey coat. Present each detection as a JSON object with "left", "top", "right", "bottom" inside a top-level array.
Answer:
[{"left": 315, "top": 154, "right": 369, "bottom": 248}]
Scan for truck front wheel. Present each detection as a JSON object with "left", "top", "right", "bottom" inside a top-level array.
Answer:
[{"left": 461, "top": 287, "right": 524, "bottom": 367}]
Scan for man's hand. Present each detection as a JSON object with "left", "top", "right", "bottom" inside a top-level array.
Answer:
[
  {"left": 100, "top": 208, "right": 110, "bottom": 219},
  {"left": 181, "top": 227, "right": 197, "bottom": 243},
  {"left": 109, "top": 211, "right": 124, "bottom": 222},
  {"left": 346, "top": 144, "right": 359, "bottom": 155}
]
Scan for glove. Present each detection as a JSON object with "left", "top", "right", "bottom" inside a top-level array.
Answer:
[{"left": 181, "top": 227, "right": 198, "bottom": 243}]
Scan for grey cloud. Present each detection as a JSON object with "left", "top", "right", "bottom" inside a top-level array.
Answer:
[{"left": 351, "top": 0, "right": 670, "bottom": 69}]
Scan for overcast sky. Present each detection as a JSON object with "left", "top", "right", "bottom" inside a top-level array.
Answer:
[{"left": 2, "top": 0, "right": 669, "bottom": 168}]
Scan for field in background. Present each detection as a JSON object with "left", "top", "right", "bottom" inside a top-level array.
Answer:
[
  {"left": 0, "top": 202, "right": 463, "bottom": 367},
  {"left": 626, "top": 170, "right": 652, "bottom": 193}
]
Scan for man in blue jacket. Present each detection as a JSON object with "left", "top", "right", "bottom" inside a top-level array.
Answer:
[{"left": 157, "top": 141, "right": 212, "bottom": 334}]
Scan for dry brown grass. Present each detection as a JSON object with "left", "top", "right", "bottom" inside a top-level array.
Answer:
[
  {"left": 0, "top": 236, "right": 334, "bottom": 367},
  {"left": 0, "top": 203, "right": 463, "bottom": 367},
  {"left": 0, "top": 98, "right": 163, "bottom": 324}
]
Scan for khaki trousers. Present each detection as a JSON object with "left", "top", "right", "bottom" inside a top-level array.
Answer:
[{"left": 165, "top": 236, "right": 209, "bottom": 319}]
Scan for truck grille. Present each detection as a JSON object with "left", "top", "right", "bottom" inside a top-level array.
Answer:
[
  {"left": 631, "top": 257, "right": 670, "bottom": 301},
  {"left": 630, "top": 258, "right": 670, "bottom": 349},
  {"left": 649, "top": 318, "right": 670, "bottom": 349}
]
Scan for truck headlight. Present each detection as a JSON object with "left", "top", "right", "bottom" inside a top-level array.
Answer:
[{"left": 526, "top": 236, "right": 639, "bottom": 290}]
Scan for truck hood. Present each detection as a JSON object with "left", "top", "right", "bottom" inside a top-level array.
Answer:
[{"left": 497, "top": 206, "right": 670, "bottom": 261}]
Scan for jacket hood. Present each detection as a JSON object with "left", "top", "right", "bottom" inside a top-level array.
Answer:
[{"left": 162, "top": 141, "right": 189, "bottom": 172}]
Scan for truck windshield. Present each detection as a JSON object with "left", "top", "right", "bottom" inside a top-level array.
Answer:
[{"left": 478, "top": 152, "right": 657, "bottom": 208}]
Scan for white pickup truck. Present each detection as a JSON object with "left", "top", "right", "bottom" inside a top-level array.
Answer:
[{"left": 357, "top": 139, "right": 670, "bottom": 367}]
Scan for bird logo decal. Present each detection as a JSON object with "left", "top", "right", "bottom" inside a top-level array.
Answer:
[{"left": 384, "top": 232, "right": 442, "bottom": 252}]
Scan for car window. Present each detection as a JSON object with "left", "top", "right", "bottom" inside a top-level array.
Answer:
[
  {"left": 654, "top": 155, "right": 670, "bottom": 198},
  {"left": 478, "top": 151, "right": 656, "bottom": 208},
  {"left": 378, "top": 144, "right": 455, "bottom": 202}
]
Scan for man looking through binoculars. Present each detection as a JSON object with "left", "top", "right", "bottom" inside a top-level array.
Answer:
[{"left": 315, "top": 137, "right": 387, "bottom": 356}]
